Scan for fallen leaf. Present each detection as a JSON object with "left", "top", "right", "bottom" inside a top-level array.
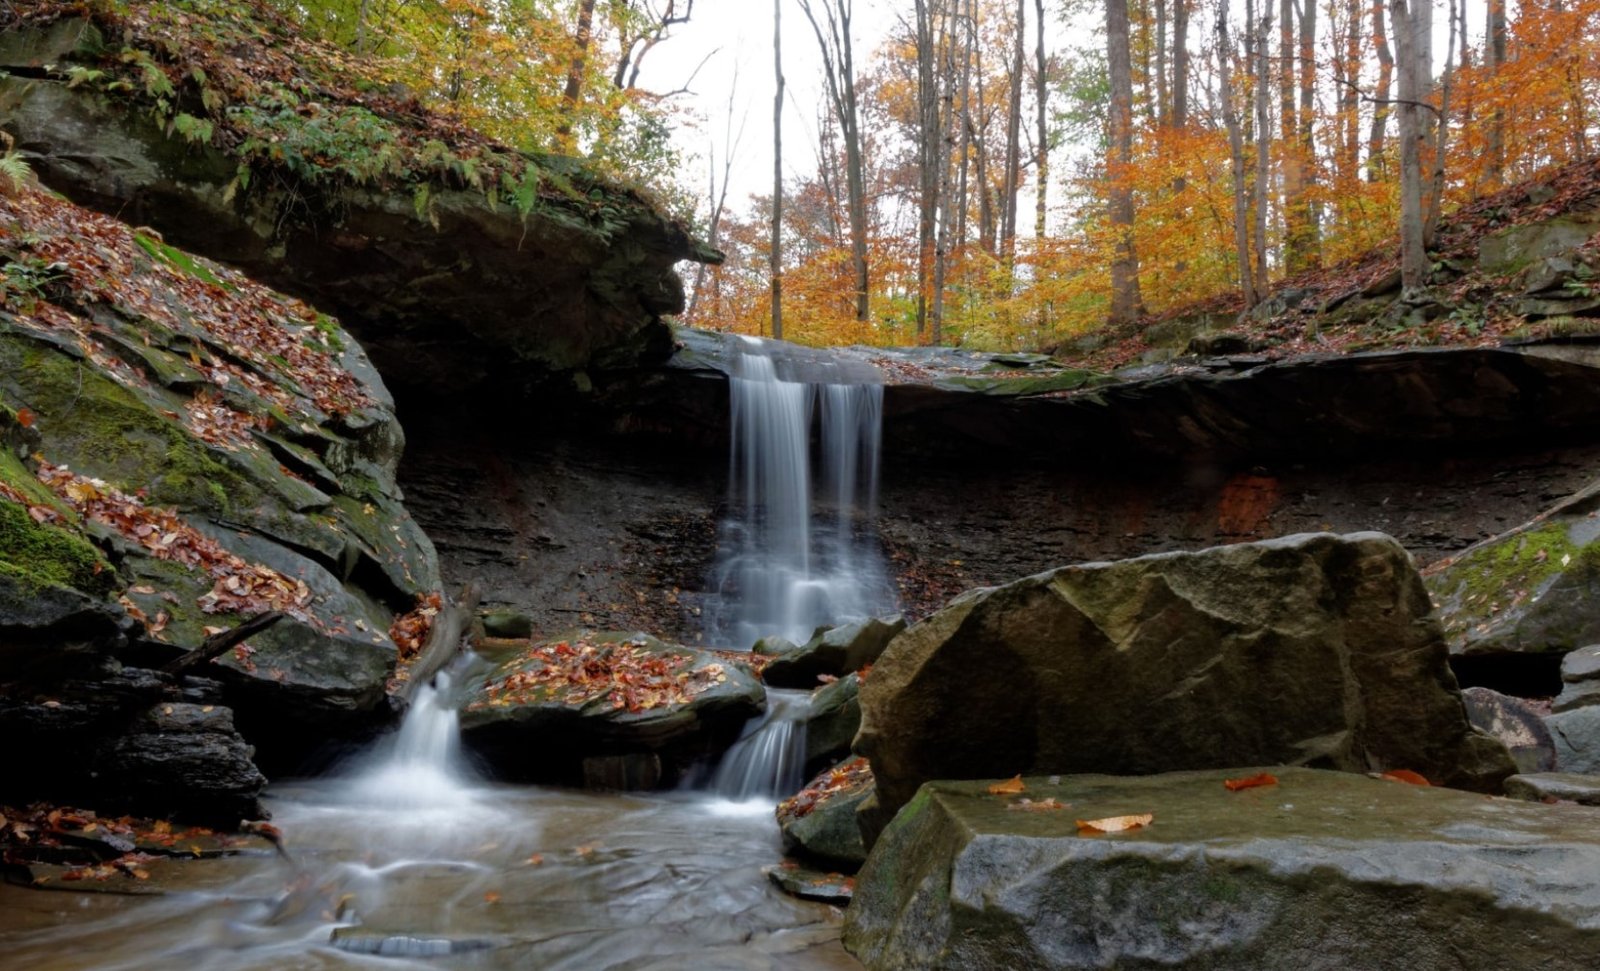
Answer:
[
  {"left": 1076, "top": 813, "right": 1154, "bottom": 834},
  {"left": 16, "top": 407, "right": 35, "bottom": 428},
  {"left": 1380, "top": 769, "right": 1431, "bottom": 786},
  {"left": 1224, "top": 772, "right": 1279, "bottom": 792},
  {"left": 1007, "top": 798, "right": 1069, "bottom": 812},
  {"left": 482, "top": 891, "right": 500, "bottom": 904},
  {"left": 987, "top": 775, "right": 1026, "bottom": 796},
  {"left": 525, "top": 853, "right": 544, "bottom": 866}
]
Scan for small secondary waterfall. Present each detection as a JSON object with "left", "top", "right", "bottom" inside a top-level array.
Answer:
[
  {"left": 706, "top": 689, "right": 811, "bottom": 801},
  {"left": 706, "top": 336, "right": 896, "bottom": 649},
  {"left": 348, "top": 667, "right": 477, "bottom": 810}
]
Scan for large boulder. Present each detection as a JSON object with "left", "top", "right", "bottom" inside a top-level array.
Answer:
[
  {"left": 0, "top": 8, "right": 713, "bottom": 398},
  {"left": 459, "top": 632, "right": 764, "bottom": 786},
  {"left": 0, "top": 180, "right": 439, "bottom": 783},
  {"left": 776, "top": 756, "right": 874, "bottom": 870},
  {"left": 844, "top": 768, "right": 1600, "bottom": 971},
  {"left": 1426, "top": 480, "right": 1600, "bottom": 658},
  {"left": 856, "top": 532, "right": 1514, "bottom": 829}
]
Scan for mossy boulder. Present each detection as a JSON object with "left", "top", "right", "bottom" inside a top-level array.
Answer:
[
  {"left": 0, "top": 182, "right": 439, "bottom": 787},
  {"left": 845, "top": 769, "right": 1600, "bottom": 971},
  {"left": 856, "top": 533, "right": 1515, "bottom": 836},
  {"left": 1426, "top": 480, "right": 1600, "bottom": 657},
  {"left": 761, "top": 616, "right": 905, "bottom": 689},
  {"left": 460, "top": 631, "right": 765, "bottom": 786}
]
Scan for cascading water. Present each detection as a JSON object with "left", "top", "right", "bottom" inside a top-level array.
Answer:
[
  {"left": 347, "top": 666, "right": 478, "bottom": 810},
  {"left": 705, "top": 336, "right": 896, "bottom": 650},
  {"left": 705, "top": 689, "right": 811, "bottom": 802}
]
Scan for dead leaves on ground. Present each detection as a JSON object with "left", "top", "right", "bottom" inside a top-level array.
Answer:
[
  {"left": 35, "top": 460, "right": 313, "bottom": 626},
  {"left": 470, "top": 638, "right": 730, "bottom": 715},
  {"left": 777, "top": 757, "right": 873, "bottom": 824},
  {"left": 986, "top": 775, "right": 1026, "bottom": 796}
]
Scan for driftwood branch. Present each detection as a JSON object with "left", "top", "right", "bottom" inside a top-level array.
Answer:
[
  {"left": 396, "top": 583, "right": 480, "bottom": 703},
  {"left": 161, "top": 611, "right": 284, "bottom": 675}
]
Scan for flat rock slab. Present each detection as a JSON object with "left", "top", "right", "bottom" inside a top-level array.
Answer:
[
  {"left": 845, "top": 768, "right": 1600, "bottom": 971},
  {"left": 1506, "top": 772, "right": 1600, "bottom": 805}
]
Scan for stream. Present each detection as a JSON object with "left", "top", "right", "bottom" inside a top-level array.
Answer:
[{"left": 0, "top": 681, "right": 859, "bottom": 970}]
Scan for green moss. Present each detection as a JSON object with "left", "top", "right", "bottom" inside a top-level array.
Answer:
[
  {"left": 1433, "top": 521, "right": 1591, "bottom": 635},
  {"left": 0, "top": 499, "right": 116, "bottom": 597},
  {"left": 0, "top": 332, "right": 263, "bottom": 516}
]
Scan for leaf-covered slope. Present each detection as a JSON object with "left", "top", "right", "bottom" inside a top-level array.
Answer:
[
  {"left": 0, "top": 177, "right": 438, "bottom": 738},
  {"left": 0, "top": 1, "right": 716, "bottom": 394}
]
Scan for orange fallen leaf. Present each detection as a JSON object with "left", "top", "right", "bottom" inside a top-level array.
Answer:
[
  {"left": 1076, "top": 813, "right": 1154, "bottom": 834},
  {"left": 573, "top": 843, "right": 597, "bottom": 857},
  {"left": 482, "top": 891, "right": 500, "bottom": 904},
  {"left": 16, "top": 407, "right": 35, "bottom": 428},
  {"left": 1224, "top": 772, "right": 1278, "bottom": 792},
  {"left": 1380, "top": 770, "right": 1431, "bottom": 786},
  {"left": 525, "top": 853, "right": 544, "bottom": 867},
  {"left": 987, "top": 775, "right": 1026, "bottom": 796}
]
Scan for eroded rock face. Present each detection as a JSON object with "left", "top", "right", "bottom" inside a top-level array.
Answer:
[
  {"left": 844, "top": 769, "right": 1600, "bottom": 971},
  {"left": 856, "top": 532, "right": 1515, "bottom": 830},
  {"left": 0, "top": 183, "right": 440, "bottom": 792},
  {"left": 0, "top": 15, "right": 708, "bottom": 397}
]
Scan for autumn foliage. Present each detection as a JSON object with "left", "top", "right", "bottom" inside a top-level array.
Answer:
[{"left": 471, "top": 637, "right": 731, "bottom": 714}]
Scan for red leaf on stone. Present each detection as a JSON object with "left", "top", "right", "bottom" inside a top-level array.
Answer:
[
  {"left": 1224, "top": 773, "right": 1278, "bottom": 791},
  {"left": 1380, "top": 769, "right": 1431, "bottom": 786}
]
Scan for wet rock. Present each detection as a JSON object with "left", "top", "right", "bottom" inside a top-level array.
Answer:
[
  {"left": 845, "top": 768, "right": 1600, "bottom": 971},
  {"left": 90, "top": 702, "right": 267, "bottom": 823},
  {"left": 1555, "top": 645, "right": 1600, "bottom": 712},
  {"left": 331, "top": 929, "right": 497, "bottom": 957},
  {"left": 1547, "top": 706, "right": 1600, "bottom": 773},
  {"left": 777, "top": 757, "right": 873, "bottom": 870},
  {"left": 762, "top": 616, "right": 905, "bottom": 689},
  {"left": 459, "top": 632, "right": 764, "bottom": 787},
  {"left": 1506, "top": 772, "right": 1600, "bottom": 805},
  {"left": 1427, "top": 479, "right": 1600, "bottom": 658},
  {"left": 1479, "top": 215, "right": 1600, "bottom": 274},
  {"left": 804, "top": 672, "right": 862, "bottom": 774},
  {"left": 766, "top": 862, "right": 855, "bottom": 905},
  {"left": 1461, "top": 686, "right": 1556, "bottom": 774},
  {"left": 481, "top": 609, "right": 534, "bottom": 639},
  {"left": 857, "top": 533, "right": 1515, "bottom": 832}
]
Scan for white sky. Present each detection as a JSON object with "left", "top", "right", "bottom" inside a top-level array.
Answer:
[{"left": 634, "top": 0, "right": 919, "bottom": 212}]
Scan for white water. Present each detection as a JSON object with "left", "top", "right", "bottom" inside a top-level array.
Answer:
[
  {"left": 706, "top": 688, "right": 811, "bottom": 803},
  {"left": 346, "top": 668, "right": 479, "bottom": 813},
  {"left": 706, "top": 336, "right": 896, "bottom": 648}
]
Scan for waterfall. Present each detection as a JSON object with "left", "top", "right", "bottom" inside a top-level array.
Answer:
[
  {"left": 347, "top": 668, "right": 477, "bottom": 810},
  {"left": 706, "top": 689, "right": 811, "bottom": 801},
  {"left": 705, "top": 336, "right": 896, "bottom": 648}
]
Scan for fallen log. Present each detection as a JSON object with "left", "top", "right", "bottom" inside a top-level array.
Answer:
[
  {"left": 396, "top": 584, "right": 480, "bottom": 704},
  {"left": 161, "top": 611, "right": 284, "bottom": 675}
]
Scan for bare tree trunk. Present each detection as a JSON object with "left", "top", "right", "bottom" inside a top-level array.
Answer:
[
  {"left": 1294, "top": 0, "right": 1320, "bottom": 266},
  {"left": 772, "top": 0, "right": 785, "bottom": 340},
  {"left": 1427, "top": 0, "right": 1459, "bottom": 245},
  {"left": 1367, "top": 0, "right": 1394, "bottom": 181},
  {"left": 1337, "top": 0, "right": 1362, "bottom": 183},
  {"left": 934, "top": 1, "right": 958, "bottom": 345},
  {"left": 799, "top": 0, "right": 871, "bottom": 322},
  {"left": 1156, "top": 0, "right": 1170, "bottom": 126},
  {"left": 1172, "top": 0, "right": 1190, "bottom": 126},
  {"left": 1000, "top": 0, "right": 1026, "bottom": 263},
  {"left": 1220, "top": 0, "right": 1258, "bottom": 306},
  {"left": 1390, "top": 0, "right": 1427, "bottom": 291},
  {"left": 1106, "top": 0, "right": 1142, "bottom": 324},
  {"left": 557, "top": 0, "right": 598, "bottom": 151},
  {"left": 1485, "top": 0, "right": 1506, "bottom": 185},
  {"left": 1034, "top": 0, "right": 1049, "bottom": 241},
  {"left": 1279, "top": 0, "right": 1308, "bottom": 271},
  {"left": 914, "top": 0, "right": 940, "bottom": 340},
  {"left": 1252, "top": 2, "right": 1271, "bottom": 295}
]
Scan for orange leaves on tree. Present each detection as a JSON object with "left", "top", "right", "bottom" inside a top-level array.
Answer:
[
  {"left": 1379, "top": 769, "right": 1431, "bottom": 786},
  {"left": 1076, "top": 813, "right": 1154, "bottom": 835},
  {"left": 986, "top": 775, "right": 1026, "bottom": 796},
  {"left": 1224, "top": 773, "right": 1279, "bottom": 792}
]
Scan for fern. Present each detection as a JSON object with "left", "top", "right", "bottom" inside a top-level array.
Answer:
[{"left": 0, "top": 133, "right": 32, "bottom": 195}]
